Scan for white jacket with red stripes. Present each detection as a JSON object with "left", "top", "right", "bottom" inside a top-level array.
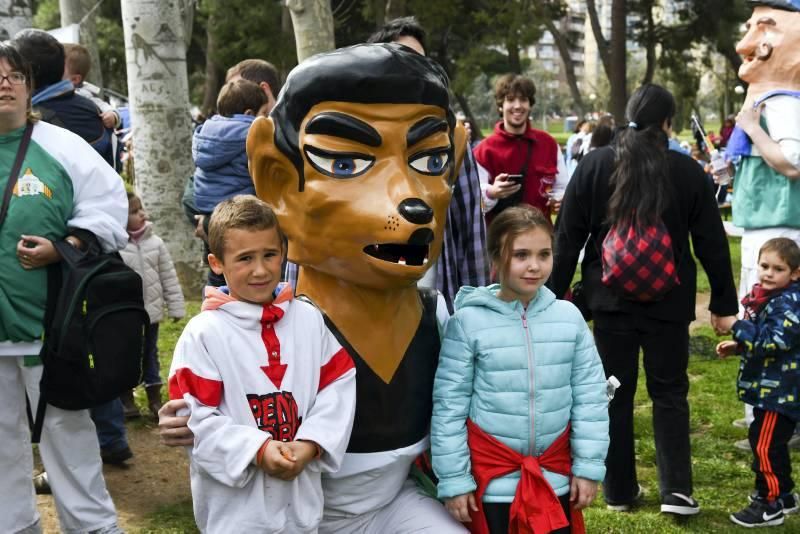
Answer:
[{"left": 168, "top": 284, "right": 356, "bottom": 534}]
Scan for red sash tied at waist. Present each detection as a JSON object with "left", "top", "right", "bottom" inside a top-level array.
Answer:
[{"left": 466, "top": 419, "right": 585, "bottom": 534}]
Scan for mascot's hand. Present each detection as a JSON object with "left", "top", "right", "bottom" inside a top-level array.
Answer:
[{"left": 445, "top": 492, "right": 478, "bottom": 523}]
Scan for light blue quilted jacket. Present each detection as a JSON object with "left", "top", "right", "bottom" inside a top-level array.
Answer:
[{"left": 431, "top": 284, "right": 609, "bottom": 502}]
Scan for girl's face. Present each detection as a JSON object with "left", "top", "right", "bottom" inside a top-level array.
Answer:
[
  {"left": 758, "top": 250, "right": 800, "bottom": 291},
  {"left": 128, "top": 199, "right": 147, "bottom": 231},
  {"left": 496, "top": 227, "right": 553, "bottom": 307}
]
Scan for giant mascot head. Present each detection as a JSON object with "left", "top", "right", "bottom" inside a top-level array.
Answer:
[
  {"left": 737, "top": 0, "right": 800, "bottom": 102},
  {"left": 247, "top": 43, "right": 466, "bottom": 291}
]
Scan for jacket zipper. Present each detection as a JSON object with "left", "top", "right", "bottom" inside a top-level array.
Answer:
[{"left": 522, "top": 310, "right": 536, "bottom": 457}]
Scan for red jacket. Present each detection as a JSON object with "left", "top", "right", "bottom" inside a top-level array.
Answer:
[
  {"left": 473, "top": 122, "right": 559, "bottom": 217},
  {"left": 466, "top": 419, "right": 585, "bottom": 534}
]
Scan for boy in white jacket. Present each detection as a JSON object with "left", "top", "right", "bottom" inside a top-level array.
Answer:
[
  {"left": 120, "top": 192, "right": 185, "bottom": 420},
  {"left": 169, "top": 195, "right": 357, "bottom": 533}
]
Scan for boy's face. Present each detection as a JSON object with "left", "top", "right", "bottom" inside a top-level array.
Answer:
[
  {"left": 758, "top": 250, "right": 800, "bottom": 291},
  {"left": 208, "top": 226, "right": 283, "bottom": 304}
]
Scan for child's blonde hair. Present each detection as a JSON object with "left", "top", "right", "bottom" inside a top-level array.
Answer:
[
  {"left": 216, "top": 79, "right": 268, "bottom": 117},
  {"left": 127, "top": 191, "right": 142, "bottom": 211},
  {"left": 759, "top": 238, "right": 800, "bottom": 271},
  {"left": 208, "top": 195, "right": 284, "bottom": 261},
  {"left": 63, "top": 43, "right": 91, "bottom": 79},
  {"left": 487, "top": 205, "right": 553, "bottom": 281}
]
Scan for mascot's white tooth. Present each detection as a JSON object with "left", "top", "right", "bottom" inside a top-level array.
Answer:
[
  {"left": 423, "top": 258, "right": 428, "bottom": 265},
  {"left": 398, "top": 258, "right": 406, "bottom": 265}
]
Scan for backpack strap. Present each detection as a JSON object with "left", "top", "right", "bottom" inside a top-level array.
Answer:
[{"left": 1, "top": 122, "right": 33, "bottom": 226}]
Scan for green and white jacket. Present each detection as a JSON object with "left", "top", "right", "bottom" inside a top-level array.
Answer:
[{"left": 0, "top": 121, "right": 127, "bottom": 351}]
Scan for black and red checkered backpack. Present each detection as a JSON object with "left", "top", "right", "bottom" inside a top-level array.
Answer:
[{"left": 601, "top": 218, "right": 680, "bottom": 302}]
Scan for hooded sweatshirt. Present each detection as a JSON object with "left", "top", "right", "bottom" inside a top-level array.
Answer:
[{"left": 168, "top": 284, "right": 357, "bottom": 533}]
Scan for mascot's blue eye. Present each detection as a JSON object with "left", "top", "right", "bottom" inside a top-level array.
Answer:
[
  {"left": 409, "top": 151, "right": 450, "bottom": 175},
  {"left": 333, "top": 158, "right": 356, "bottom": 175},
  {"left": 306, "top": 149, "right": 374, "bottom": 178}
]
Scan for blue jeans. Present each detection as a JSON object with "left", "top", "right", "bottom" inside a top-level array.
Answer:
[
  {"left": 142, "top": 323, "right": 161, "bottom": 386},
  {"left": 90, "top": 399, "right": 128, "bottom": 452}
]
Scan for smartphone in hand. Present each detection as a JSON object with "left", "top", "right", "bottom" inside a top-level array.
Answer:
[{"left": 506, "top": 174, "right": 524, "bottom": 184}]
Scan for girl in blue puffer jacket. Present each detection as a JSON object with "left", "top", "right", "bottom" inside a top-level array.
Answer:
[{"left": 431, "top": 206, "right": 609, "bottom": 534}]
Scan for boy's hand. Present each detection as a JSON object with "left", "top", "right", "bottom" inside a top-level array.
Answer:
[
  {"left": 444, "top": 492, "right": 478, "bottom": 523},
  {"left": 158, "top": 399, "right": 194, "bottom": 446},
  {"left": 570, "top": 476, "right": 598, "bottom": 510},
  {"left": 716, "top": 340, "right": 740, "bottom": 359},
  {"left": 259, "top": 440, "right": 297, "bottom": 478}
]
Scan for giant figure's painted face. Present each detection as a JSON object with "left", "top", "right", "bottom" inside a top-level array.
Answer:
[
  {"left": 737, "top": 5, "right": 800, "bottom": 90},
  {"left": 247, "top": 44, "right": 466, "bottom": 290}
]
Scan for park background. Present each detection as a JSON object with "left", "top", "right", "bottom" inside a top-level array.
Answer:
[{"left": 2, "top": 0, "right": 788, "bottom": 531}]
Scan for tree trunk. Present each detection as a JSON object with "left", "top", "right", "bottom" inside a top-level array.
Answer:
[
  {"left": 385, "top": 0, "right": 406, "bottom": 20},
  {"left": 200, "top": 8, "right": 222, "bottom": 117},
  {"left": 121, "top": 0, "right": 202, "bottom": 297},
  {"left": 453, "top": 91, "right": 481, "bottom": 141},
  {"left": 586, "top": 0, "right": 610, "bottom": 78},
  {"left": 641, "top": 0, "right": 656, "bottom": 85},
  {"left": 543, "top": 17, "right": 586, "bottom": 116},
  {"left": 371, "top": 0, "right": 386, "bottom": 27},
  {"left": 59, "top": 0, "right": 103, "bottom": 87},
  {"left": 285, "top": 0, "right": 335, "bottom": 63},
  {"left": 609, "top": 0, "right": 627, "bottom": 124},
  {"left": 506, "top": 33, "right": 521, "bottom": 74},
  {"left": 0, "top": 0, "right": 32, "bottom": 41}
]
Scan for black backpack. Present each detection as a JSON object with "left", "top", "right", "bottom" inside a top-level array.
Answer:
[{"left": 29, "top": 239, "right": 148, "bottom": 441}]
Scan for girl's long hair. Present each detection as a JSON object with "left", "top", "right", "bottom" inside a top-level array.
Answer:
[{"left": 607, "top": 84, "right": 675, "bottom": 229}]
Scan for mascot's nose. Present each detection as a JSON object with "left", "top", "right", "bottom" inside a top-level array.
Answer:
[{"left": 398, "top": 198, "right": 433, "bottom": 224}]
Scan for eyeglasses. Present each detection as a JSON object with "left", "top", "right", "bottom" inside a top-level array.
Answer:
[{"left": 0, "top": 72, "right": 26, "bottom": 86}]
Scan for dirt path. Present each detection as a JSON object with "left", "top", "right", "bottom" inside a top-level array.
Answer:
[
  {"left": 37, "top": 420, "right": 191, "bottom": 533},
  {"left": 692, "top": 292, "right": 711, "bottom": 332}
]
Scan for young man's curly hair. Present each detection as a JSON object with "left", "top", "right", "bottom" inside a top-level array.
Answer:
[{"left": 494, "top": 74, "right": 536, "bottom": 117}]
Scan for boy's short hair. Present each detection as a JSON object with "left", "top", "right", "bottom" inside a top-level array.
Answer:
[
  {"left": 208, "top": 195, "right": 284, "bottom": 260},
  {"left": 760, "top": 238, "right": 800, "bottom": 271},
  {"left": 494, "top": 74, "right": 536, "bottom": 116},
  {"left": 217, "top": 79, "right": 268, "bottom": 117},
  {"left": 366, "top": 16, "right": 427, "bottom": 53},
  {"left": 12, "top": 29, "right": 65, "bottom": 89},
  {"left": 64, "top": 43, "right": 91, "bottom": 78},
  {"left": 226, "top": 59, "right": 281, "bottom": 95}
]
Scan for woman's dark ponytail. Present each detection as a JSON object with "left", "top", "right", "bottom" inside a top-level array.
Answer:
[{"left": 607, "top": 84, "right": 675, "bottom": 229}]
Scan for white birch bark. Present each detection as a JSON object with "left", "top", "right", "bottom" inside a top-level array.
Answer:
[
  {"left": 60, "top": 0, "right": 103, "bottom": 87},
  {"left": 285, "top": 0, "right": 335, "bottom": 63},
  {"left": 121, "top": 0, "right": 202, "bottom": 296},
  {"left": 0, "top": 0, "right": 33, "bottom": 41}
]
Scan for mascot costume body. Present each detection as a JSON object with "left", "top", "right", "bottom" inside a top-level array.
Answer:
[
  {"left": 247, "top": 43, "right": 467, "bottom": 533},
  {"left": 728, "top": 0, "right": 800, "bottom": 295}
]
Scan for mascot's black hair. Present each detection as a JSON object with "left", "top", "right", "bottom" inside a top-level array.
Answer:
[{"left": 269, "top": 43, "right": 455, "bottom": 189}]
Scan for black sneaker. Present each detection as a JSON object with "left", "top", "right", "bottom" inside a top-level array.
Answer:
[
  {"left": 606, "top": 484, "right": 644, "bottom": 511},
  {"left": 730, "top": 498, "right": 784, "bottom": 527},
  {"left": 33, "top": 472, "right": 51, "bottom": 495},
  {"left": 661, "top": 492, "right": 700, "bottom": 515},
  {"left": 101, "top": 446, "right": 133, "bottom": 465},
  {"left": 749, "top": 492, "right": 800, "bottom": 515}
]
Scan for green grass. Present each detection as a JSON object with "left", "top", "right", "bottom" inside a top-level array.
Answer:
[
  {"left": 695, "top": 235, "right": 741, "bottom": 293},
  {"left": 583, "top": 324, "right": 800, "bottom": 532},
  {"left": 141, "top": 236, "right": 789, "bottom": 532}
]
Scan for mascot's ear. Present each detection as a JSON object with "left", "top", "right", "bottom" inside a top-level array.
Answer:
[
  {"left": 452, "top": 120, "right": 468, "bottom": 180},
  {"left": 247, "top": 116, "right": 299, "bottom": 210}
]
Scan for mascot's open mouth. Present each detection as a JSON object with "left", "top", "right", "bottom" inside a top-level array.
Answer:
[
  {"left": 363, "top": 228, "right": 433, "bottom": 266},
  {"left": 364, "top": 243, "right": 429, "bottom": 266}
]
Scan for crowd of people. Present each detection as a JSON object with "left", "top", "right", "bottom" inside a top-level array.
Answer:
[{"left": 1, "top": 1, "right": 800, "bottom": 533}]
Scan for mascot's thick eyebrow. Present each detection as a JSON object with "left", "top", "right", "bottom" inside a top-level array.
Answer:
[
  {"left": 304, "top": 112, "right": 382, "bottom": 147},
  {"left": 406, "top": 116, "right": 449, "bottom": 148}
]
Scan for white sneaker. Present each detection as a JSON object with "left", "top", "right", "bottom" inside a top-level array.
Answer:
[
  {"left": 661, "top": 492, "right": 700, "bottom": 515},
  {"left": 607, "top": 484, "right": 644, "bottom": 511}
]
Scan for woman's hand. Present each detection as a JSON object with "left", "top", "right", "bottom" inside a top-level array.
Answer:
[
  {"left": 16, "top": 235, "right": 60, "bottom": 270},
  {"left": 444, "top": 492, "right": 478, "bottom": 523},
  {"left": 570, "top": 476, "right": 598, "bottom": 510},
  {"left": 711, "top": 313, "right": 738, "bottom": 335}
]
